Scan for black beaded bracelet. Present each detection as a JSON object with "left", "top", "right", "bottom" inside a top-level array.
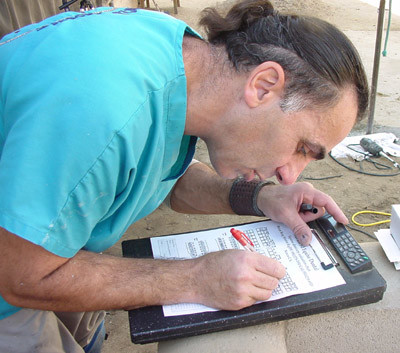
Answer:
[{"left": 229, "top": 178, "right": 275, "bottom": 217}]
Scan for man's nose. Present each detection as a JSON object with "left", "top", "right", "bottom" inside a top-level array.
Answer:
[{"left": 275, "top": 161, "right": 309, "bottom": 185}]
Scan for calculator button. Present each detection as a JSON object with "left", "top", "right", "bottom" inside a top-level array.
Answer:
[{"left": 347, "top": 251, "right": 355, "bottom": 258}]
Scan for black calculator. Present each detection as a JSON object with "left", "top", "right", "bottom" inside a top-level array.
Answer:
[{"left": 316, "top": 213, "right": 372, "bottom": 274}]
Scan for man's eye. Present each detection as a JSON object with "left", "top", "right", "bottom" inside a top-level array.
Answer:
[{"left": 298, "top": 146, "right": 307, "bottom": 157}]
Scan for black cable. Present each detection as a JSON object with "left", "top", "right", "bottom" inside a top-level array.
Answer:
[
  {"left": 346, "top": 143, "right": 392, "bottom": 170},
  {"left": 346, "top": 143, "right": 368, "bottom": 157},
  {"left": 329, "top": 152, "right": 400, "bottom": 177},
  {"left": 302, "top": 175, "right": 342, "bottom": 181},
  {"left": 346, "top": 224, "right": 377, "bottom": 240},
  {"left": 59, "top": 0, "right": 79, "bottom": 11}
]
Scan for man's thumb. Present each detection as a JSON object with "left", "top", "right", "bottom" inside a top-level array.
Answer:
[{"left": 290, "top": 219, "right": 312, "bottom": 246}]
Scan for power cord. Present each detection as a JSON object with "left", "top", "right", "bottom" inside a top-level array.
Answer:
[
  {"left": 351, "top": 210, "right": 391, "bottom": 227},
  {"left": 347, "top": 210, "right": 392, "bottom": 240},
  {"left": 329, "top": 151, "right": 400, "bottom": 176},
  {"left": 302, "top": 175, "right": 342, "bottom": 181},
  {"left": 346, "top": 224, "right": 377, "bottom": 240}
]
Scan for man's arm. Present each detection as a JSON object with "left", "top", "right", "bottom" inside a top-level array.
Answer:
[
  {"left": 170, "top": 161, "right": 234, "bottom": 214},
  {"left": 0, "top": 226, "right": 285, "bottom": 312},
  {"left": 0, "top": 226, "right": 195, "bottom": 312}
]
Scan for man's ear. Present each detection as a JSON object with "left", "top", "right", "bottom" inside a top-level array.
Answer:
[{"left": 244, "top": 62, "right": 285, "bottom": 108}]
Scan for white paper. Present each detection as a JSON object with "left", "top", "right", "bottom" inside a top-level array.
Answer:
[
  {"left": 375, "top": 228, "right": 400, "bottom": 262},
  {"left": 151, "top": 221, "right": 345, "bottom": 317},
  {"left": 330, "top": 132, "right": 400, "bottom": 160}
]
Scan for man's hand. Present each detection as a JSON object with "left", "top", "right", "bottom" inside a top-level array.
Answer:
[
  {"left": 190, "top": 250, "right": 286, "bottom": 310},
  {"left": 256, "top": 182, "right": 349, "bottom": 246},
  {"left": 170, "top": 162, "right": 347, "bottom": 247}
]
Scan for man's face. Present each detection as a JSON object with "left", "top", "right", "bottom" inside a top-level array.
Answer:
[{"left": 204, "top": 87, "right": 358, "bottom": 185}]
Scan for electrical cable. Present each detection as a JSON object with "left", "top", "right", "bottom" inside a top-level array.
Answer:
[
  {"left": 344, "top": 144, "right": 393, "bottom": 170},
  {"left": 351, "top": 210, "right": 391, "bottom": 227},
  {"left": 346, "top": 224, "right": 377, "bottom": 240},
  {"left": 151, "top": 0, "right": 162, "bottom": 12},
  {"left": 329, "top": 152, "right": 400, "bottom": 176},
  {"left": 302, "top": 175, "right": 342, "bottom": 181}
]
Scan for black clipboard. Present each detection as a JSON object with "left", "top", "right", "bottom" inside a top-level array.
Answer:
[{"left": 121, "top": 220, "right": 386, "bottom": 344}]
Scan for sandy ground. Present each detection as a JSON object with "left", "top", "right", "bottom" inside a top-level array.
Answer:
[{"left": 102, "top": 1, "right": 400, "bottom": 352}]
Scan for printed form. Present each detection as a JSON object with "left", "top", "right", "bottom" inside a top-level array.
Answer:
[{"left": 150, "top": 221, "right": 345, "bottom": 317}]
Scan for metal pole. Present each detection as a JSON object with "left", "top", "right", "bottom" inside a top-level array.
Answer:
[{"left": 367, "top": 0, "right": 386, "bottom": 134}]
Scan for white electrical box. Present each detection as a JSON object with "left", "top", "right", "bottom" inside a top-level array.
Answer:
[{"left": 390, "top": 204, "right": 400, "bottom": 248}]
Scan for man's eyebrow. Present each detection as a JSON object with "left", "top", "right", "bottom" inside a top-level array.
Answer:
[{"left": 306, "top": 141, "right": 326, "bottom": 160}]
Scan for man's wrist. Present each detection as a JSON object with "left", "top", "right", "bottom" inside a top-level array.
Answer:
[{"left": 229, "top": 178, "right": 275, "bottom": 216}]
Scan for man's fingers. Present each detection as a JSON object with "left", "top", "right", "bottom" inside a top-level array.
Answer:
[
  {"left": 249, "top": 287, "right": 274, "bottom": 302},
  {"left": 299, "top": 206, "right": 325, "bottom": 222},
  {"left": 254, "top": 256, "right": 286, "bottom": 279},
  {"left": 325, "top": 204, "right": 349, "bottom": 224},
  {"left": 252, "top": 271, "right": 281, "bottom": 291},
  {"left": 310, "top": 192, "right": 349, "bottom": 224}
]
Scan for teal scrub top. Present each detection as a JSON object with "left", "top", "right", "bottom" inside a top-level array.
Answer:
[{"left": 0, "top": 7, "right": 199, "bottom": 319}]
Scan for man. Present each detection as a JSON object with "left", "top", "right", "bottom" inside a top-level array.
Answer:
[{"left": 0, "top": 0, "right": 368, "bottom": 352}]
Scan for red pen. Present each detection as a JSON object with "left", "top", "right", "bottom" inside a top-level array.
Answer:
[{"left": 230, "top": 228, "right": 256, "bottom": 252}]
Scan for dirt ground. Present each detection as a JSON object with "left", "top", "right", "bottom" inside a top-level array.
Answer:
[{"left": 102, "top": 1, "right": 400, "bottom": 352}]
